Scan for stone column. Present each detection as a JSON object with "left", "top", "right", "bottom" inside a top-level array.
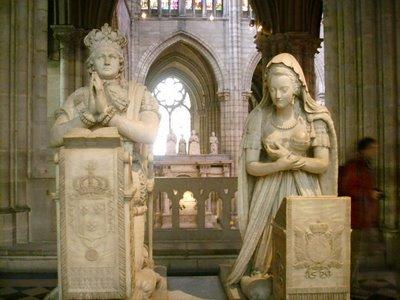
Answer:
[
  {"left": 255, "top": 31, "right": 322, "bottom": 98},
  {"left": 52, "top": 25, "right": 79, "bottom": 105},
  {"left": 198, "top": 108, "right": 207, "bottom": 154},
  {"left": 219, "top": 0, "right": 249, "bottom": 175},
  {"left": 161, "top": 192, "right": 171, "bottom": 228},
  {"left": 0, "top": 0, "right": 49, "bottom": 245},
  {"left": 74, "top": 29, "right": 88, "bottom": 89},
  {"left": 205, "top": 193, "right": 214, "bottom": 228},
  {"left": 202, "top": 0, "right": 206, "bottom": 17},
  {"left": 324, "top": 0, "right": 400, "bottom": 266},
  {"left": 219, "top": 91, "right": 248, "bottom": 176}
]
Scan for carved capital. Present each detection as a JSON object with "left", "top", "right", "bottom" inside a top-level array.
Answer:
[
  {"left": 52, "top": 25, "right": 76, "bottom": 43},
  {"left": 255, "top": 32, "right": 322, "bottom": 59},
  {"left": 52, "top": 25, "right": 87, "bottom": 47},
  {"left": 241, "top": 91, "right": 252, "bottom": 102},
  {"left": 217, "top": 91, "right": 230, "bottom": 102}
]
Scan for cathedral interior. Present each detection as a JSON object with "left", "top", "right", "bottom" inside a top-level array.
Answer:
[{"left": 0, "top": 0, "right": 399, "bottom": 299}]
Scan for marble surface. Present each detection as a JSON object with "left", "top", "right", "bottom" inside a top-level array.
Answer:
[
  {"left": 0, "top": 272, "right": 398, "bottom": 300},
  {"left": 168, "top": 276, "right": 226, "bottom": 300}
]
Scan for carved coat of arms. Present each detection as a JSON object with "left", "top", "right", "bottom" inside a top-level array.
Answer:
[
  {"left": 293, "top": 221, "right": 343, "bottom": 279},
  {"left": 68, "top": 161, "right": 114, "bottom": 261}
]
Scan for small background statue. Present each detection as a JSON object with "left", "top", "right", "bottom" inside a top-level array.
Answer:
[
  {"left": 188, "top": 130, "right": 201, "bottom": 155},
  {"left": 209, "top": 131, "right": 219, "bottom": 154},
  {"left": 165, "top": 130, "right": 177, "bottom": 155},
  {"left": 178, "top": 135, "right": 187, "bottom": 155}
]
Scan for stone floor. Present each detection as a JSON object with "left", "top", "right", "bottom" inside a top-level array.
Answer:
[
  {"left": 351, "top": 271, "right": 400, "bottom": 300},
  {"left": 0, "top": 272, "right": 398, "bottom": 299},
  {"left": 0, "top": 273, "right": 226, "bottom": 300},
  {"left": 0, "top": 273, "right": 56, "bottom": 299}
]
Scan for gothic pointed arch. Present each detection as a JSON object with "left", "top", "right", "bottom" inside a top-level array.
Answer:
[
  {"left": 136, "top": 31, "right": 226, "bottom": 92},
  {"left": 243, "top": 51, "right": 262, "bottom": 92},
  {"left": 144, "top": 35, "right": 221, "bottom": 154}
]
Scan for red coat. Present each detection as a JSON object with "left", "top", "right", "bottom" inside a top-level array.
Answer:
[{"left": 338, "top": 158, "right": 379, "bottom": 229}]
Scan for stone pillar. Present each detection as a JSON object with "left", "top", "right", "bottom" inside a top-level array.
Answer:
[
  {"left": 255, "top": 31, "right": 322, "bottom": 98},
  {"left": 202, "top": 0, "right": 206, "bottom": 17},
  {"left": 0, "top": 0, "right": 49, "bottom": 246},
  {"left": 74, "top": 29, "right": 88, "bottom": 88},
  {"left": 52, "top": 25, "right": 77, "bottom": 105},
  {"left": 198, "top": 108, "right": 207, "bottom": 154},
  {"left": 161, "top": 192, "right": 171, "bottom": 228},
  {"left": 324, "top": 0, "right": 400, "bottom": 266},
  {"left": 52, "top": 25, "right": 87, "bottom": 105},
  {"left": 219, "top": 91, "right": 248, "bottom": 176},
  {"left": 219, "top": 0, "right": 249, "bottom": 175},
  {"left": 205, "top": 193, "right": 213, "bottom": 228}
]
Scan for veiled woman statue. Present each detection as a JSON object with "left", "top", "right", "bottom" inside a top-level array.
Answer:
[
  {"left": 227, "top": 53, "right": 338, "bottom": 288},
  {"left": 50, "top": 24, "right": 164, "bottom": 298}
]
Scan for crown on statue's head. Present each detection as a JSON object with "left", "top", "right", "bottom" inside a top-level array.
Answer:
[{"left": 84, "top": 23, "right": 127, "bottom": 54}]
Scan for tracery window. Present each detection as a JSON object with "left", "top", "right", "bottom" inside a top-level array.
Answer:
[{"left": 152, "top": 77, "right": 191, "bottom": 155}]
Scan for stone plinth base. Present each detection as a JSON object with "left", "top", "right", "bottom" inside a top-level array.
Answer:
[
  {"left": 272, "top": 196, "right": 351, "bottom": 300},
  {"left": 58, "top": 128, "right": 129, "bottom": 299}
]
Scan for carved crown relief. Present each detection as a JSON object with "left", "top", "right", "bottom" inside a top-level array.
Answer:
[
  {"left": 73, "top": 161, "right": 110, "bottom": 195},
  {"left": 293, "top": 221, "right": 344, "bottom": 279}
]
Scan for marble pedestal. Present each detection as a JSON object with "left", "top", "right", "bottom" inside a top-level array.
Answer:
[
  {"left": 56, "top": 128, "right": 130, "bottom": 299},
  {"left": 272, "top": 196, "right": 351, "bottom": 300}
]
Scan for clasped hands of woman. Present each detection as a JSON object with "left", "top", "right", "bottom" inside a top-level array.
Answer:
[{"left": 266, "top": 142, "right": 306, "bottom": 171}]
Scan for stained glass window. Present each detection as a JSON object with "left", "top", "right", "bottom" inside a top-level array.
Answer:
[
  {"left": 215, "top": 0, "right": 222, "bottom": 11},
  {"left": 150, "top": 0, "right": 158, "bottom": 9},
  {"left": 194, "top": 0, "right": 202, "bottom": 10},
  {"left": 242, "top": 0, "right": 248, "bottom": 11},
  {"left": 161, "top": 0, "right": 169, "bottom": 10},
  {"left": 171, "top": 0, "right": 179, "bottom": 10},
  {"left": 153, "top": 77, "right": 191, "bottom": 155},
  {"left": 141, "top": 0, "right": 225, "bottom": 17},
  {"left": 206, "top": 0, "right": 212, "bottom": 10},
  {"left": 141, "top": 0, "right": 148, "bottom": 10}
]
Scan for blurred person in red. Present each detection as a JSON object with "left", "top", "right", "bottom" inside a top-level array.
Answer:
[{"left": 339, "top": 137, "right": 383, "bottom": 293}]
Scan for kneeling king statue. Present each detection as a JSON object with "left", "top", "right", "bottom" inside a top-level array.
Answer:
[{"left": 51, "top": 24, "right": 165, "bottom": 299}]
